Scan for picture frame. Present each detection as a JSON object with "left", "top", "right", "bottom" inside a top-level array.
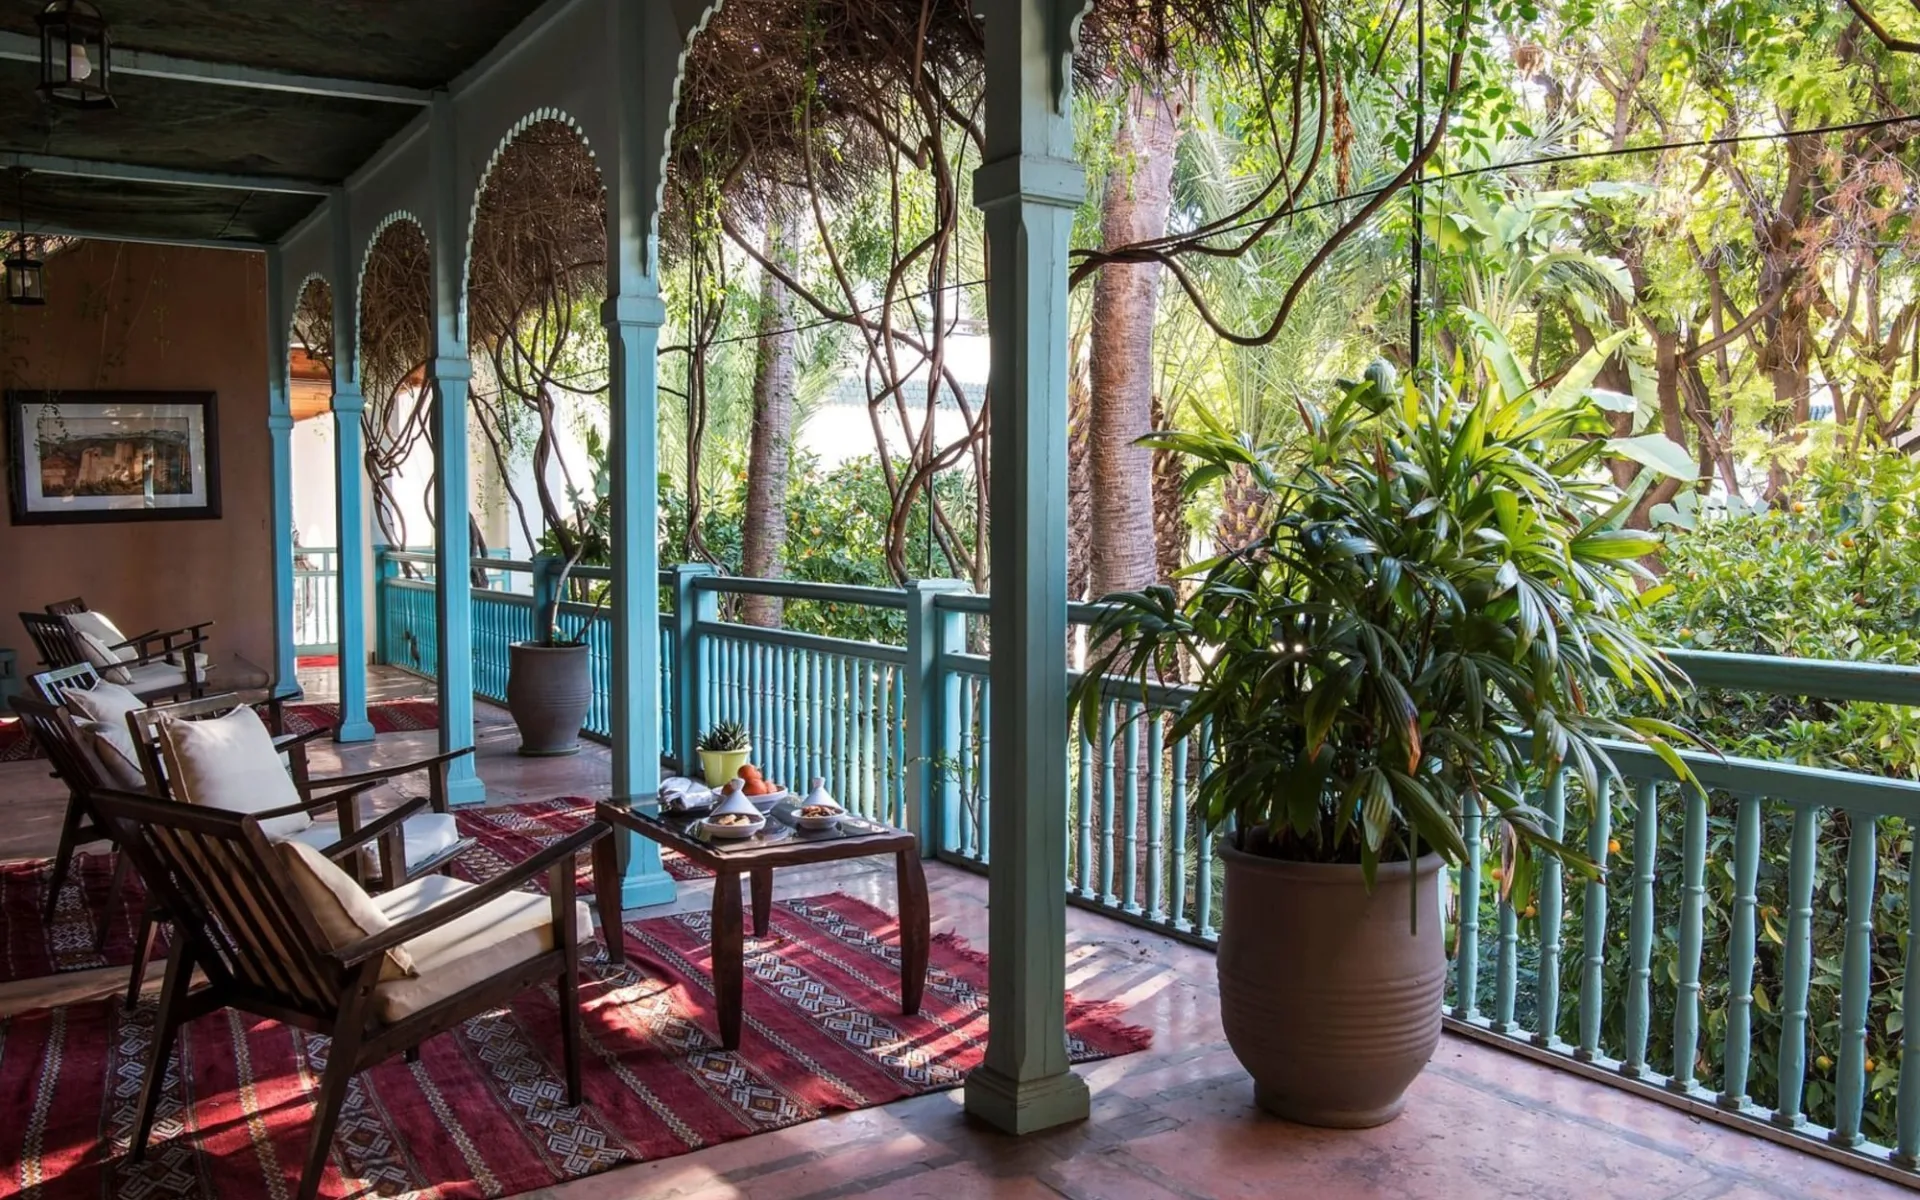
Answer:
[{"left": 5, "top": 390, "right": 222, "bottom": 525}]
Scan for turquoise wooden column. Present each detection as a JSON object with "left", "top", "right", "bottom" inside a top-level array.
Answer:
[
  {"left": 593, "top": 0, "right": 681, "bottom": 907},
  {"left": 329, "top": 195, "right": 374, "bottom": 742},
  {"left": 263, "top": 248, "right": 300, "bottom": 698},
  {"left": 671, "top": 562, "right": 720, "bottom": 772},
  {"left": 426, "top": 95, "right": 484, "bottom": 805},
  {"left": 963, "top": 0, "right": 1092, "bottom": 1135},
  {"left": 905, "top": 578, "right": 968, "bottom": 857}
]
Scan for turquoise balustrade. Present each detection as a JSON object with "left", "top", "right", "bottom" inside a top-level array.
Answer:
[
  {"left": 373, "top": 551, "right": 1920, "bottom": 1184},
  {"left": 291, "top": 545, "right": 338, "bottom": 655}
]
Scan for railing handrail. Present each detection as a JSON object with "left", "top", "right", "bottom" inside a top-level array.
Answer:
[
  {"left": 375, "top": 549, "right": 1920, "bottom": 709},
  {"left": 692, "top": 573, "right": 914, "bottom": 609}
]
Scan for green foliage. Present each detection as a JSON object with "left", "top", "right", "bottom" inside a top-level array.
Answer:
[
  {"left": 1077, "top": 367, "right": 1697, "bottom": 887},
  {"left": 696, "top": 720, "right": 750, "bottom": 752},
  {"left": 660, "top": 449, "right": 979, "bottom": 644},
  {"left": 1645, "top": 454, "right": 1920, "bottom": 775}
]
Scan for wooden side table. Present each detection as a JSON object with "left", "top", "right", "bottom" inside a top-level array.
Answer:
[{"left": 592, "top": 800, "right": 929, "bottom": 1050}]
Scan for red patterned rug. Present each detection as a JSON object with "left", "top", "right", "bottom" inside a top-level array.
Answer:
[
  {"left": 0, "top": 799, "right": 704, "bottom": 985},
  {"left": 0, "top": 894, "right": 1150, "bottom": 1199},
  {"left": 0, "top": 699, "right": 441, "bottom": 762}
]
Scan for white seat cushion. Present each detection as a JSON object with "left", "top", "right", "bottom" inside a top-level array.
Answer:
[
  {"left": 370, "top": 874, "right": 592, "bottom": 1023},
  {"left": 159, "top": 705, "right": 312, "bottom": 840},
  {"left": 63, "top": 612, "right": 134, "bottom": 684},
  {"left": 286, "top": 812, "right": 463, "bottom": 876},
  {"left": 63, "top": 679, "right": 144, "bottom": 729},
  {"left": 121, "top": 662, "right": 194, "bottom": 696},
  {"left": 274, "top": 840, "right": 415, "bottom": 980}
]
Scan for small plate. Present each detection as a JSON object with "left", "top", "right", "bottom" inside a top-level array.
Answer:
[
  {"left": 794, "top": 808, "right": 844, "bottom": 831},
  {"left": 702, "top": 814, "right": 765, "bottom": 840},
  {"left": 746, "top": 788, "right": 790, "bottom": 811}
]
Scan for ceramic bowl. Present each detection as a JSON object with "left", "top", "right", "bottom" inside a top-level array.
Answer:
[
  {"left": 702, "top": 812, "right": 765, "bottom": 839},
  {"left": 746, "top": 788, "right": 790, "bottom": 811},
  {"left": 794, "top": 802, "right": 844, "bottom": 831}
]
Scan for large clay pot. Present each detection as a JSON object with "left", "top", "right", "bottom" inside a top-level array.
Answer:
[
  {"left": 1217, "top": 843, "right": 1445, "bottom": 1127},
  {"left": 506, "top": 642, "right": 591, "bottom": 757}
]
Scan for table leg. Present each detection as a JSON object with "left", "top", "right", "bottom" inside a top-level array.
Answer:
[
  {"left": 751, "top": 867, "right": 773, "bottom": 937},
  {"left": 593, "top": 829, "right": 626, "bottom": 966},
  {"left": 897, "top": 849, "right": 929, "bottom": 1015},
  {"left": 712, "top": 870, "right": 745, "bottom": 1050}
]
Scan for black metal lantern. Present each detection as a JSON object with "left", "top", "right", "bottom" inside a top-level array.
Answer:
[
  {"left": 37, "top": 1, "right": 113, "bottom": 109},
  {"left": 6, "top": 237, "right": 45, "bottom": 306}
]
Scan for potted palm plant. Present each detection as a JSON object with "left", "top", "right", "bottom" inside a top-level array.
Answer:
[{"left": 1076, "top": 364, "right": 1700, "bottom": 1127}]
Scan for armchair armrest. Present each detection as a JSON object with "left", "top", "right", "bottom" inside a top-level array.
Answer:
[
  {"left": 318, "top": 794, "right": 431, "bottom": 860},
  {"left": 329, "top": 822, "right": 608, "bottom": 967},
  {"left": 313, "top": 746, "right": 474, "bottom": 793},
  {"left": 274, "top": 726, "right": 333, "bottom": 753},
  {"left": 253, "top": 779, "right": 384, "bottom": 822},
  {"left": 113, "top": 621, "right": 215, "bottom": 655},
  {"left": 114, "top": 635, "right": 210, "bottom": 669}
]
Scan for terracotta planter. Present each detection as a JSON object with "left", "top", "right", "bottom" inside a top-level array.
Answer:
[
  {"left": 698, "top": 747, "right": 752, "bottom": 786},
  {"left": 505, "top": 642, "right": 591, "bottom": 757},
  {"left": 1217, "top": 843, "right": 1445, "bottom": 1127}
]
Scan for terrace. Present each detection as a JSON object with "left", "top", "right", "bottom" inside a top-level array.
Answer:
[{"left": 0, "top": 0, "right": 1918, "bottom": 1197}]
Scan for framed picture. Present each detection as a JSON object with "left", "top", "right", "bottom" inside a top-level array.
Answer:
[{"left": 5, "top": 391, "right": 222, "bottom": 525}]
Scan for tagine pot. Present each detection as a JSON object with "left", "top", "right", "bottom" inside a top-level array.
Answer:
[
  {"left": 1216, "top": 842, "right": 1445, "bottom": 1127},
  {"left": 506, "top": 641, "right": 591, "bottom": 756}
]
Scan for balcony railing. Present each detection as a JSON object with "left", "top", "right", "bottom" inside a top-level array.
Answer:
[
  {"left": 292, "top": 545, "right": 339, "bottom": 655},
  {"left": 373, "top": 549, "right": 1920, "bottom": 1185}
]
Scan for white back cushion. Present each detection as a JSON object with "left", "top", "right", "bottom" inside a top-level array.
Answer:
[
  {"left": 275, "top": 840, "right": 414, "bottom": 979},
  {"left": 63, "top": 679, "right": 144, "bottom": 728},
  {"left": 158, "top": 705, "right": 311, "bottom": 839},
  {"left": 75, "top": 718, "right": 145, "bottom": 789},
  {"left": 63, "top": 612, "right": 134, "bottom": 684}
]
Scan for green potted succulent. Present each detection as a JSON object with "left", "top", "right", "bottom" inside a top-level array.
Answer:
[
  {"left": 1076, "top": 364, "right": 1699, "bottom": 1127},
  {"left": 696, "top": 720, "right": 753, "bottom": 785}
]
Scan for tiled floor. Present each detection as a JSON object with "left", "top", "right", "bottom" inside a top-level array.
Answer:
[{"left": 0, "top": 668, "right": 1905, "bottom": 1198}]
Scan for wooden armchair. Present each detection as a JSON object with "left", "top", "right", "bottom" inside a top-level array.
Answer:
[
  {"left": 6, "top": 692, "right": 136, "bottom": 944},
  {"left": 90, "top": 786, "right": 606, "bottom": 1200},
  {"left": 129, "top": 693, "right": 477, "bottom": 890},
  {"left": 19, "top": 610, "right": 208, "bottom": 703},
  {"left": 46, "top": 595, "right": 216, "bottom": 662}
]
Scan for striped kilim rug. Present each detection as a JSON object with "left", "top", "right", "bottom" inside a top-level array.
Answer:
[
  {"left": 0, "top": 699, "right": 440, "bottom": 763},
  {"left": 0, "top": 799, "right": 704, "bottom": 985},
  {"left": 0, "top": 893, "right": 1151, "bottom": 1198}
]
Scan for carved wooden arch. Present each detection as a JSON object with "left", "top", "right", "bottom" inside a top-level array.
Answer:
[
  {"left": 460, "top": 107, "right": 603, "bottom": 344},
  {"left": 352, "top": 210, "right": 428, "bottom": 387},
  {"left": 288, "top": 272, "right": 335, "bottom": 419}
]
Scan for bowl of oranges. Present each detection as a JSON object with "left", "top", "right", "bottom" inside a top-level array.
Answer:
[{"left": 735, "top": 763, "right": 789, "bottom": 810}]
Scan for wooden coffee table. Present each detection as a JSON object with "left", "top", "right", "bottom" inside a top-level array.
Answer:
[{"left": 592, "top": 799, "right": 929, "bottom": 1050}]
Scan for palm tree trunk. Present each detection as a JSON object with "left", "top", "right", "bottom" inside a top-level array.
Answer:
[
  {"left": 741, "top": 213, "right": 798, "bottom": 627},
  {"left": 1087, "top": 84, "right": 1179, "bottom": 597}
]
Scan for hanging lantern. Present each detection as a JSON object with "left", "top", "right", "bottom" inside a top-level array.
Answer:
[
  {"left": 7, "top": 239, "right": 45, "bottom": 306},
  {"left": 37, "top": 1, "right": 113, "bottom": 109}
]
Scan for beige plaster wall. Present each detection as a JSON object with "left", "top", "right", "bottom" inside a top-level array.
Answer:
[{"left": 0, "top": 241, "right": 276, "bottom": 682}]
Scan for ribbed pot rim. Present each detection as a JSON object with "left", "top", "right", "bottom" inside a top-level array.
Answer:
[
  {"left": 1219, "top": 840, "right": 1444, "bottom": 883},
  {"left": 509, "top": 641, "right": 590, "bottom": 655}
]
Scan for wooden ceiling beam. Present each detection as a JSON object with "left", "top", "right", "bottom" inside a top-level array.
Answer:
[
  {"left": 7, "top": 152, "right": 333, "bottom": 195},
  {"left": 0, "top": 32, "right": 432, "bottom": 106}
]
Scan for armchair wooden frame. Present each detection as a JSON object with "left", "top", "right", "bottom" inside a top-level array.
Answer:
[
  {"left": 19, "top": 611, "right": 209, "bottom": 702},
  {"left": 46, "top": 596, "right": 216, "bottom": 663},
  {"left": 90, "top": 787, "right": 606, "bottom": 1200},
  {"left": 7, "top": 692, "right": 128, "bottom": 946},
  {"left": 121, "top": 693, "right": 479, "bottom": 1006}
]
